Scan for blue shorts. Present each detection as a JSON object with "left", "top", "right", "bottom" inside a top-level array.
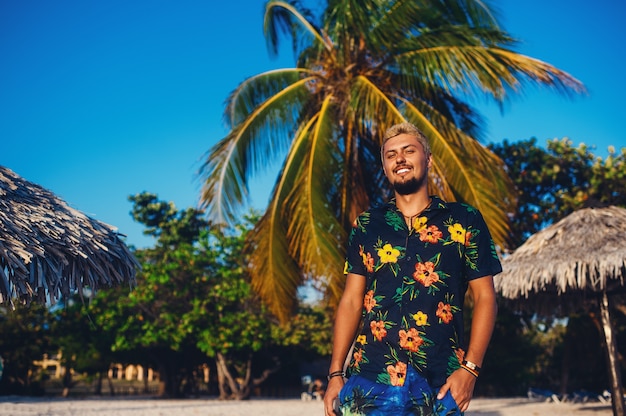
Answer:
[{"left": 338, "top": 366, "right": 461, "bottom": 415}]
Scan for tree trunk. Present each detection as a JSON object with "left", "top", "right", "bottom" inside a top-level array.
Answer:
[
  {"left": 599, "top": 292, "right": 625, "bottom": 416},
  {"left": 93, "top": 371, "right": 103, "bottom": 395},
  {"left": 216, "top": 352, "right": 245, "bottom": 399},
  {"left": 157, "top": 361, "right": 181, "bottom": 397},
  {"left": 143, "top": 366, "right": 150, "bottom": 394},
  {"left": 61, "top": 366, "right": 72, "bottom": 397},
  {"left": 107, "top": 373, "right": 116, "bottom": 396},
  {"left": 214, "top": 353, "right": 281, "bottom": 400}
]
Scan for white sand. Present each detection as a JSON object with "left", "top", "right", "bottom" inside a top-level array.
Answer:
[{"left": 0, "top": 396, "right": 613, "bottom": 416}]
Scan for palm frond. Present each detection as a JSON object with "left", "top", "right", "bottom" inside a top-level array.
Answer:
[
  {"left": 284, "top": 96, "right": 346, "bottom": 302},
  {"left": 225, "top": 68, "right": 314, "bottom": 127},
  {"left": 398, "top": 43, "right": 585, "bottom": 101},
  {"left": 247, "top": 116, "right": 321, "bottom": 322},
  {"left": 264, "top": 0, "right": 331, "bottom": 57},
  {"left": 199, "top": 76, "right": 314, "bottom": 224}
]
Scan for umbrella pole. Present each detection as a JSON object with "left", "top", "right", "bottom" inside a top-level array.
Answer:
[{"left": 599, "top": 291, "right": 625, "bottom": 416}]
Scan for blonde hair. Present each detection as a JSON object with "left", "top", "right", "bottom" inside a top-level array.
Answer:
[{"left": 381, "top": 122, "right": 431, "bottom": 158}]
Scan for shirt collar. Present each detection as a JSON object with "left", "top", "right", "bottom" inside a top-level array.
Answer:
[{"left": 386, "top": 195, "right": 448, "bottom": 215}]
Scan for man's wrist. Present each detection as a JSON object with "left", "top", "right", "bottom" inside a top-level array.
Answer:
[
  {"left": 327, "top": 370, "right": 346, "bottom": 381},
  {"left": 460, "top": 360, "right": 481, "bottom": 378}
]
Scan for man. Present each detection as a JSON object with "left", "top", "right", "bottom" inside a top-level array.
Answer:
[{"left": 323, "top": 122, "right": 500, "bottom": 415}]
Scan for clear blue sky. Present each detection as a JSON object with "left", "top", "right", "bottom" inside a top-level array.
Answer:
[{"left": 2, "top": 0, "right": 625, "bottom": 249}]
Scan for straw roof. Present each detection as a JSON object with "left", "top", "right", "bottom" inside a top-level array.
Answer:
[
  {"left": 0, "top": 166, "right": 139, "bottom": 306},
  {"left": 494, "top": 205, "right": 626, "bottom": 313}
]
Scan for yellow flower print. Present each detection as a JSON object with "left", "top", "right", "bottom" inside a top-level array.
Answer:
[
  {"left": 377, "top": 243, "right": 400, "bottom": 263},
  {"left": 448, "top": 223, "right": 467, "bottom": 244},
  {"left": 356, "top": 335, "right": 367, "bottom": 345},
  {"left": 412, "top": 216, "right": 428, "bottom": 232},
  {"left": 412, "top": 311, "right": 428, "bottom": 326}
]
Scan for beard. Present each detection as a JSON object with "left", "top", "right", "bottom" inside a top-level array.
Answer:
[{"left": 392, "top": 172, "right": 428, "bottom": 195}]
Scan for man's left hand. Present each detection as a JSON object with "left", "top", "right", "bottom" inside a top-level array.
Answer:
[{"left": 436, "top": 368, "right": 477, "bottom": 413}]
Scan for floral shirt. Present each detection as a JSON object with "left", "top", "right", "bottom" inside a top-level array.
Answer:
[{"left": 344, "top": 196, "right": 502, "bottom": 388}]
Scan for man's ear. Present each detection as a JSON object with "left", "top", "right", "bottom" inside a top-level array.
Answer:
[{"left": 427, "top": 154, "right": 433, "bottom": 168}]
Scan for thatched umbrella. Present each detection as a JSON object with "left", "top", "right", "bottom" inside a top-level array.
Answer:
[
  {"left": 495, "top": 206, "right": 626, "bottom": 416},
  {"left": 0, "top": 166, "right": 139, "bottom": 306}
]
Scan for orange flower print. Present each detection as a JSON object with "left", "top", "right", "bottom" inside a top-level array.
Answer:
[
  {"left": 387, "top": 362, "right": 407, "bottom": 386},
  {"left": 412, "top": 216, "right": 428, "bottom": 232},
  {"left": 419, "top": 225, "right": 443, "bottom": 244},
  {"left": 413, "top": 261, "right": 439, "bottom": 287},
  {"left": 399, "top": 328, "right": 423, "bottom": 353},
  {"left": 370, "top": 320, "right": 387, "bottom": 341},
  {"left": 364, "top": 290, "right": 377, "bottom": 313},
  {"left": 436, "top": 301, "right": 454, "bottom": 324},
  {"left": 353, "top": 348, "right": 363, "bottom": 368},
  {"left": 464, "top": 230, "right": 472, "bottom": 247},
  {"left": 377, "top": 243, "right": 400, "bottom": 263},
  {"left": 360, "top": 246, "right": 375, "bottom": 272}
]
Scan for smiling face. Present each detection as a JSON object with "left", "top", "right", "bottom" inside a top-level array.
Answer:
[{"left": 382, "top": 133, "right": 432, "bottom": 195}]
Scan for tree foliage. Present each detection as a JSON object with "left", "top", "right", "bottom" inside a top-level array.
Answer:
[
  {"left": 0, "top": 303, "right": 53, "bottom": 395},
  {"left": 489, "top": 138, "right": 626, "bottom": 248},
  {"left": 199, "top": 0, "right": 584, "bottom": 321},
  {"left": 85, "top": 193, "right": 331, "bottom": 399}
]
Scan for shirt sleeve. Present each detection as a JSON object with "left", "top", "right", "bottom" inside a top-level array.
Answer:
[
  {"left": 344, "top": 213, "right": 368, "bottom": 277},
  {"left": 465, "top": 208, "right": 503, "bottom": 281}
]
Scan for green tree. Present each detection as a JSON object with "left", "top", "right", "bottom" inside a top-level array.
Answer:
[
  {"left": 489, "top": 138, "right": 626, "bottom": 247},
  {"left": 50, "top": 294, "right": 131, "bottom": 396},
  {"left": 93, "top": 193, "right": 213, "bottom": 397},
  {"left": 198, "top": 0, "right": 584, "bottom": 321},
  {"left": 0, "top": 303, "right": 53, "bottom": 395},
  {"left": 106, "top": 193, "right": 329, "bottom": 399}
]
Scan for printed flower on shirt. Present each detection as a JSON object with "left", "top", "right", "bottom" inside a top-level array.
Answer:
[
  {"left": 412, "top": 311, "right": 428, "bottom": 326},
  {"left": 374, "top": 239, "right": 403, "bottom": 275},
  {"left": 359, "top": 245, "right": 375, "bottom": 273},
  {"left": 419, "top": 224, "right": 443, "bottom": 244},
  {"left": 354, "top": 348, "right": 363, "bottom": 364},
  {"left": 448, "top": 223, "right": 467, "bottom": 244},
  {"left": 413, "top": 261, "right": 440, "bottom": 287},
  {"left": 370, "top": 320, "right": 388, "bottom": 341},
  {"left": 364, "top": 290, "right": 378, "bottom": 313},
  {"left": 412, "top": 216, "right": 428, "bottom": 233},
  {"left": 377, "top": 243, "right": 400, "bottom": 263},
  {"left": 399, "top": 327, "right": 424, "bottom": 353},
  {"left": 436, "top": 294, "right": 461, "bottom": 324},
  {"left": 387, "top": 361, "right": 407, "bottom": 386},
  {"left": 436, "top": 302, "right": 453, "bottom": 324}
]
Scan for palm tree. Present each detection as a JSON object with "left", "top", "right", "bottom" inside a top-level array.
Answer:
[{"left": 199, "top": 0, "right": 585, "bottom": 322}]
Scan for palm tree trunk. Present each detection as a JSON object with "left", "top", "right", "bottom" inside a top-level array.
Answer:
[{"left": 599, "top": 292, "right": 625, "bottom": 416}]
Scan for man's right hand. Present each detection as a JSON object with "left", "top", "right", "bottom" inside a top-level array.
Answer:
[{"left": 323, "top": 377, "right": 344, "bottom": 416}]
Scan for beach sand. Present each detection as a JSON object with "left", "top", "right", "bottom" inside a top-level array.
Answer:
[{"left": 0, "top": 396, "right": 614, "bottom": 416}]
